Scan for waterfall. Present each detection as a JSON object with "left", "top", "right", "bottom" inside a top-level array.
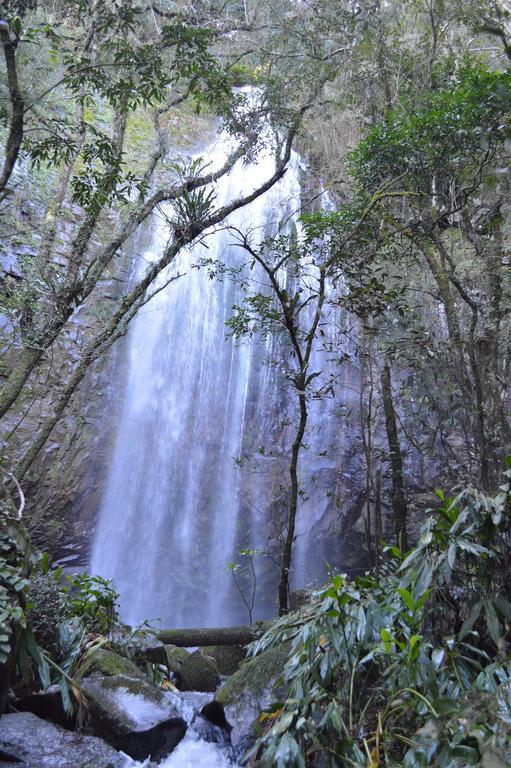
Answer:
[{"left": 90, "top": 130, "right": 347, "bottom": 629}]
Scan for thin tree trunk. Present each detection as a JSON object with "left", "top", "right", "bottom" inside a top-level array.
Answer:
[
  {"left": 278, "top": 389, "right": 307, "bottom": 615},
  {"left": 431, "top": 231, "right": 491, "bottom": 488},
  {"left": 0, "top": 21, "right": 24, "bottom": 197},
  {"left": 237, "top": 241, "right": 327, "bottom": 616},
  {"left": 359, "top": 321, "right": 375, "bottom": 569},
  {"left": 375, "top": 468, "right": 382, "bottom": 574},
  {"left": 380, "top": 363, "right": 408, "bottom": 551}
]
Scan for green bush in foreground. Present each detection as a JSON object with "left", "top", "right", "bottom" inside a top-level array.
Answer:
[{"left": 247, "top": 462, "right": 511, "bottom": 767}]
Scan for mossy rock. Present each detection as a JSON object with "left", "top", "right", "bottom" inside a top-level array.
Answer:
[
  {"left": 80, "top": 674, "right": 187, "bottom": 761},
  {"left": 216, "top": 643, "right": 291, "bottom": 747},
  {"left": 111, "top": 626, "right": 167, "bottom": 665},
  {"left": 78, "top": 648, "right": 145, "bottom": 680},
  {"left": 216, "top": 643, "right": 290, "bottom": 706},
  {"left": 180, "top": 650, "right": 220, "bottom": 692},
  {"left": 164, "top": 646, "right": 220, "bottom": 692},
  {"left": 202, "top": 645, "right": 246, "bottom": 676},
  {"left": 164, "top": 644, "right": 189, "bottom": 680},
  {"left": 289, "top": 589, "right": 313, "bottom": 611}
]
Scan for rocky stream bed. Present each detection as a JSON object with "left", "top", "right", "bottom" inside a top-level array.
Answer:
[{"left": 0, "top": 633, "right": 288, "bottom": 768}]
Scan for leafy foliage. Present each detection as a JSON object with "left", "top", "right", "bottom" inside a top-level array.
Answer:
[
  {"left": 0, "top": 495, "right": 51, "bottom": 699},
  {"left": 7, "top": 2, "right": 232, "bottom": 218},
  {"left": 26, "top": 570, "right": 65, "bottom": 658},
  {"left": 349, "top": 65, "right": 511, "bottom": 198},
  {"left": 246, "top": 464, "right": 511, "bottom": 767},
  {"left": 60, "top": 572, "right": 119, "bottom": 635},
  {"left": 0, "top": 518, "right": 33, "bottom": 665},
  {"left": 0, "top": 487, "right": 122, "bottom": 716}
]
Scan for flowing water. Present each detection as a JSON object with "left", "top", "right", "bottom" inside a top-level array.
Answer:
[
  {"left": 89, "top": 120, "right": 354, "bottom": 768},
  {"left": 90, "top": 125, "right": 350, "bottom": 629},
  {"left": 124, "top": 690, "right": 236, "bottom": 768}
]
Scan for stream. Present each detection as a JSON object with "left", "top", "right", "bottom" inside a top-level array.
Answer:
[{"left": 127, "top": 691, "right": 237, "bottom": 768}]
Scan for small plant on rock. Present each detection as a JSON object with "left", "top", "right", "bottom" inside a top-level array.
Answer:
[{"left": 228, "top": 548, "right": 264, "bottom": 626}]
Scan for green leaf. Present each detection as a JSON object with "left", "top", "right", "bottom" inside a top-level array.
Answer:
[
  {"left": 447, "top": 543, "right": 457, "bottom": 569},
  {"left": 409, "top": 634, "right": 421, "bottom": 650},
  {"left": 332, "top": 574, "right": 345, "bottom": 592},
  {"left": 457, "top": 540, "right": 490, "bottom": 556},
  {"left": 494, "top": 596, "right": 511, "bottom": 621},
  {"left": 484, "top": 600, "right": 501, "bottom": 646},
  {"left": 459, "top": 599, "right": 484, "bottom": 640},
  {"left": 397, "top": 587, "right": 414, "bottom": 611}
]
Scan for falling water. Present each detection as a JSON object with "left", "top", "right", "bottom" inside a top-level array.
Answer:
[{"left": 90, "top": 129, "right": 307, "bottom": 627}]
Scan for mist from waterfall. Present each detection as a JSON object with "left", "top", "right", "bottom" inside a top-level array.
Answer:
[{"left": 90, "top": 130, "right": 351, "bottom": 629}]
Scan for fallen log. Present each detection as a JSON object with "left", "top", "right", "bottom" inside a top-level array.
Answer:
[{"left": 156, "top": 624, "right": 267, "bottom": 647}]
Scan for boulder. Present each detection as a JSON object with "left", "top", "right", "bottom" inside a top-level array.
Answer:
[
  {"left": 164, "top": 644, "right": 190, "bottom": 682},
  {"left": 216, "top": 643, "right": 290, "bottom": 746},
  {"left": 81, "top": 673, "right": 186, "bottom": 761},
  {"left": 201, "top": 645, "right": 246, "bottom": 676},
  {"left": 11, "top": 649, "right": 145, "bottom": 730},
  {"left": 192, "top": 700, "right": 232, "bottom": 745},
  {"left": 0, "top": 711, "right": 127, "bottom": 768},
  {"left": 111, "top": 626, "right": 167, "bottom": 666},
  {"left": 79, "top": 647, "right": 146, "bottom": 680},
  {"left": 191, "top": 713, "right": 230, "bottom": 745},
  {"left": 165, "top": 646, "right": 220, "bottom": 692}
]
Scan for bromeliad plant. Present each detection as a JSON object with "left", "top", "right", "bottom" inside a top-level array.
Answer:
[{"left": 246, "top": 462, "right": 511, "bottom": 767}]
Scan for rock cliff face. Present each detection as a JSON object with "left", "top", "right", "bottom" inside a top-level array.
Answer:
[{"left": 3, "top": 222, "right": 147, "bottom": 566}]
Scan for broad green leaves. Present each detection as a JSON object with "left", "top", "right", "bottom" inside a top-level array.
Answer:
[{"left": 246, "top": 464, "right": 511, "bottom": 767}]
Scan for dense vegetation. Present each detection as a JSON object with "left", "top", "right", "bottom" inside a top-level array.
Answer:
[
  {"left": 248, "top": 465, "right": 511, "bottom": 766},
  {"left": 0, "top": 0, "right": 510, "bottom": 765}
]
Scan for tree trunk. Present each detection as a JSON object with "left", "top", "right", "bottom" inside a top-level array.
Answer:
[
  {"left": 157, "top": 625, "right": 264, "bottom": 647},
  {"left": 0, "top": 22, "right": 24, "bottom": 197},
  {"left": 380, "top": 363, "right": 408, "bottom": 550},
  {"left": 375, "top": 468, "right": 382, "bottom": 573},
  {"left": 278, "top": 389, "right": 307, "bottom": 615},
  {"left": 0, "top": 346, "right": 44, "bottom": 420}
]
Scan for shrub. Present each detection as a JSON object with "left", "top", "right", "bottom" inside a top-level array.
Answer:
[
  {"left": 246, "top": 462, "right": 511, "bottom": 767},
  {"left": 61, "top": 573, "right": 119, "bottom": 635},
  {"left": 26, "top": 572, "right": 65, "bottom": 659}
]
